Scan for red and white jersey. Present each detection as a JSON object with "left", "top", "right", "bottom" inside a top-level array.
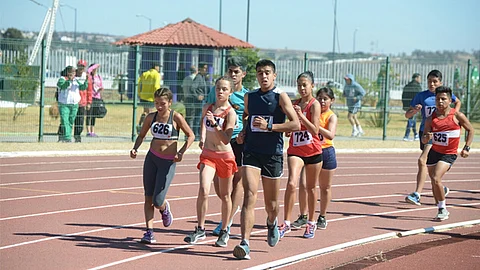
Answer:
[
  {"left": 287, "top": 98, "right": 322, "bottom": 157},
  {"left": 431, "top": 108, "right": 460, "bottom": 155}
]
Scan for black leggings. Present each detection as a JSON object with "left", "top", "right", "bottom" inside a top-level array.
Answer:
[{"left": 143, "top": 151, "right": 176, "bottom": 207}]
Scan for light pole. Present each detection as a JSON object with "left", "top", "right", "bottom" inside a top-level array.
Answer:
[
  {"left": 353, "top": 28, "right": 359, "bottom": 55},
  {"left": 136, "top": 14, "right": 152, "bottom": 31},
  {"left": 246, "top": 0, "right": 250, "bottom": 42},
  {"left": 61, "top": 4, "right": 77, "bottom": 43}
]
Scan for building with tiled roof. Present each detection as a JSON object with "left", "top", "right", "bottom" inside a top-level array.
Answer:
[{"left": 116, "top": 18, "right": 253, "bottom": 49}]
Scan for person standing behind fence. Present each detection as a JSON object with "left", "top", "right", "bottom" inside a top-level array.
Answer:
[
  {"left": 402, "top": 73, "right": 422, "bottom": 141},
  {"left": 185, "top": 63, "right": 208, "bottom": 140},
  {"left": 404, "top": 70, "right": 461, "bottom": 206},
  {"left": 422, "top": 86, "right": 474, "bottom": 221},
  {"left": 343, "top": 73, "right": 365, "bottom": 137},
  {"left": 131, "top": 87, "right": 195, "bottom": 244},
  {"left": 137, "top": 63, "right": 161, "bottom": 134},
  {"left": 86, "top": 63, "right": 104, "bottom": 137},
  {"left": 57, "top": 66, "right": 88, "bottom": 142},
  {"left": 73, "top": 60, "right": 91, "bottom": 143}
]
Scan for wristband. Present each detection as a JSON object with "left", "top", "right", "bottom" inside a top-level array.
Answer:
[
  {"left": 267, "top": 122, "right": 273, "bottom": 131},
  {"left": 463, "top": 145, "right": 470, "bottom": 152},
  {"left": 211, "top": 122, "right": 218, "bottom": 128}
]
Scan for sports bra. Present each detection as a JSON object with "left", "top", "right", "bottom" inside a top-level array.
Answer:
[{"left": 150, "top": 110, "right": 179, "bottom": 140}]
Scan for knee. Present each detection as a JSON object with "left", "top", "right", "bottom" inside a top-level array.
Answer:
[
  {"left": 286, "top": 180, "right": 297, "bottom": 192},
  {"left": 198, "top": 187, "right": 210, "bottom": 200}
]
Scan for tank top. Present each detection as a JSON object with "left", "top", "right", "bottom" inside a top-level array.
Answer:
[
  {"left": 150, "top": 110, "right": 179, "bottom": 140},
  {"left": 203, "top": 104, "right": 233, "bottom": 132},
  {"left": 287, "top": 98, "right": 322, "bottom": 157},
  {"left": 431, "top": 108, "right": 460, "bottom": 155},
  {"left": 319, "top": 109, "right": 335, "bottom": 148},
  {"left": 244, "top": 88, "right": 286, "bottom": 155}
]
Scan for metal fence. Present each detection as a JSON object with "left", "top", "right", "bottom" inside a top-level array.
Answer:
[{"left": 0, "top": 38, "right": 478, "bottom": 142}]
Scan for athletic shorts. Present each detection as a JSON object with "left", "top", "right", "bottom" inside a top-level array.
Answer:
[
  {"left": 243, "top": 151, "right": 283, "bottom": 179},
  {"left": 197, "top": 148, "right": 238, "bottom": 178},
  {"left": 139, "top": 99, "right": 155, "bottom": 109},
  {"left": 348, "top": 106, "right": 360, "bottom": 114},
  {"left": 231, "top": 137, "right": 244, "bottom": 167},
  {"left": 419, "top": 130, "right": 433, "bottom": 151},
  {"left": 287, "top": 153, "right": 323, "bottom": 165},
  {"left": 427, "top": 149, "right": 457, "bottom": 167},
  {"left": 322, "top": 146, "right": 337, "bottom": 170}
]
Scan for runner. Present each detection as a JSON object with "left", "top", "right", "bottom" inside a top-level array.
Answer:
[
  {"left": 278, "top": 71, "right": 322, "bottom": 239},
  {"left": 422, "top": 86, "right": 474, "bottom": 220},
  {"left": 404, "top": 70, "right": 461, "bottom": 205},
  {"left": 130, "top": 88, "right": 195, "bottom": 244},
  {"left": 184, "top": 76, "right": 237, "bottom": 247},
  {"left": 232, "top": 59, "right": 300, "bottom": 260}
]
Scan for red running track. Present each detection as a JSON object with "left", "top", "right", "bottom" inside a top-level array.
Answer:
[{"left": 1, "top": 152, "right": 479, "bottom": 269}]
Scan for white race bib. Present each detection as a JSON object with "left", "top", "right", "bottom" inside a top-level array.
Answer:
[
  {"left": 205, "top": 116, "right": 225, "bottom": 132},
  {"left": 151, "top": 122, "right": 173, "bottom": 139},
  {"left": 250, "top": 115, "right": 273, "bottom": 132},
  {"left": 424, "top": 106, "right": 436, "bottom": 117},
  {"left": 292, "top": 130, "right": 313, "bottom": 147}
]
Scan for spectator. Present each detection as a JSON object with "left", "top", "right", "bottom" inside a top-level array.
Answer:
[
  {"left": 343, "top": 74, "right": 366, "bottom": 137},
  {"left": 73, "top": 59, "right": 91, "bottom": 142},
  {"left": 402, "top": 73, "right": 422, "bottom": 141},
  {"left": 184, "top": 63, "right": 208, "bottom": 140},
  {"left": 176, "top": 64, "right": 186, "bottom": 102},
  {"left": 56, "top": 65, "right": 88, "bottom": 142},
  {"left": 137, "top": 63, "right": 161, "bottom": 133},
  {"left": 86, "top": 63, "right": 104, "bottom": 137}
]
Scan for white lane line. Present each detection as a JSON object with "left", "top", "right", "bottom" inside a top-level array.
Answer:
[
  {"left": 88, "top": 202, "right": 480, "bottom": 270},
  {"left": 245, "top": 217, "right": 480, "bottom": 270},
  {"left": 1, "top": 179, "right": 478, "bottom": 203}
]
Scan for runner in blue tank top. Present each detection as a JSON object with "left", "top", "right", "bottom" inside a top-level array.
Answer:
[
  {"left": 404, "top": 70, "right": 461, "bottom": 206},
  {"left": 232, "top": 59, "right": 300, "bottom": 260}
]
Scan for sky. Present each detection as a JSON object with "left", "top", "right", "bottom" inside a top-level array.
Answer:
[{"left": 1, "top": 0, "right": 479, "bottom": 55}]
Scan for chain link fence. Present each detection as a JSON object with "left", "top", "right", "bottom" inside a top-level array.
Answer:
[{"left": 1, "top": 38, "right": 479, "bottom": 142}]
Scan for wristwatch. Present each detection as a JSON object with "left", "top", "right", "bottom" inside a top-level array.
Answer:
[
  {"left": 267, "top": 122, "right": 273, "bottom": 131},
  {"left": 211, "top": 122, "right": 218, "bottom": 128},
  {"left": 463, "top": 145, "right": 471, "bottom": 152}
]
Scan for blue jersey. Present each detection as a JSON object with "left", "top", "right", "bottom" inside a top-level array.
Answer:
[
  {"left": 410, "top": 90, "right": 457, "bottom": 131},
  {"left": 206, "top": 86, "right": 249, "bottom": 138},
  {"left": 245, "top": 87, "right": 286, "bottom": 155}
]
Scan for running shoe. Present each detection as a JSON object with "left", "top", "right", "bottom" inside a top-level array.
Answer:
[
  {"left": 233, "top": 240, "right": 251, "bottom": 260},
  {"left": 403, "top": 137, "right": 410, "bottom": 141},
  {"left": 183, "top": 226, "right": 206, "bottom": 244},
  {"left": 444, "top": 186, "right": 450, "bottom": 197},
  {"left": 317, "top": 215, "right": 328, "bottom": 230},
  {"left": 414, "top": 135, "right": 419, "bottom": 141},
  {"left": 267, "top": 218, "right": 280, "bottom": 247},
  {"left": 291, "top": 215, "right": 308, "bottom": 228},
  {"left": 303, "top": 223, "right": 317, "bottom": 239},
  {"left": 405, "top": 192, "right": 421, "bottom": 206},
  {"left": 435, "top": 208, "right": 449, "bottom": 221},
  {"left": 140, "top": 230, "right": 156, "bottom": 244},
  {"left": 278, "top": 223, "right": 291, "bottom": 238},
  {"left": 213, "top": 206, "right": 240, "bottom": 236},
  {"left": 215, "top": 229, "right": 229, "bottom": 247},
  {"left": 161, "top": 200, "right": 173, "bottom": 227}
]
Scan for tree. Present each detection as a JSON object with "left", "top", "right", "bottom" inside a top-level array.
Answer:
[
  {"left": 2, "top": 53, "right": 40, "bottom": 120},
  {"left": 227, "top": 48, "right": 260, "bottom": 90},
  {"left": 2, "top": 28, "right": 24, "bottom": 39}
]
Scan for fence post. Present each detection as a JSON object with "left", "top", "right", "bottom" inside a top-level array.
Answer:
[
  {"left": 132, "top": 45, "right": 141, "bottom": 142},
  {"left": 38, "top": 39, "right": 46, "bottom": 142},
  {"left": 304, "top": 52, "right": 308, "bottom": 72},
  {"left": 465, "top": 59, "right": 472, "bottom": 141},
  {"left": 382, "top": 57, "right": 390, "bottom": 140}
]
